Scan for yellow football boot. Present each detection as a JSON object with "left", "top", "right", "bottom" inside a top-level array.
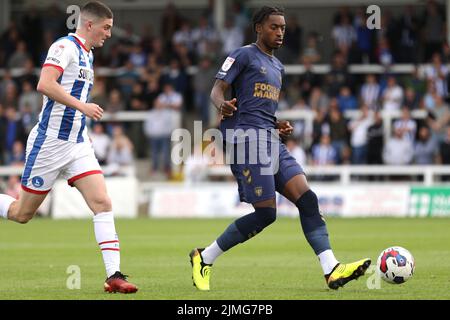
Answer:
[
  {"left": 189, "top": 248, "right": 212, "bottom": 291},
  {"left": 326, "top": 258, "right": 371, "bottom": 289}
]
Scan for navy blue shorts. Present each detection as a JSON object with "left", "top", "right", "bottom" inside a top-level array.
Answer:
[{"left": 226, "top": 140, "right": 304, "bottom": 204}]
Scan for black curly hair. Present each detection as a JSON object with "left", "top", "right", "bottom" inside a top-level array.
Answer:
[{"left": 252, "top": 6, "right": 284, "bottom": 32}]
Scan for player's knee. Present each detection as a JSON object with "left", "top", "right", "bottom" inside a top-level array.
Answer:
[
  {"left": 15, "top": 212, "right": 34, "bottom": 224},
  {"left": 255, "top": 207, "right": 277, "bottom": 227},
  {"left": 90, "top": 195, "right": 112, "bottom": 213},
  {"left": 295, "top": 189, "right": 319, "bottom": 217}
]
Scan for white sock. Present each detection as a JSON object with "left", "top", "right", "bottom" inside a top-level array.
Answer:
[
  {"left": 318, "top": 249, "right": 339, "bottom": 275},
  {"left": 201, "top": 240, "right": 224, "bottom": 265},
  {"left": 0, "top": 194, "right": 15, "bottom": 219},
  {"left": 93, "top": 211, "right": 120, "bottom": 278}
]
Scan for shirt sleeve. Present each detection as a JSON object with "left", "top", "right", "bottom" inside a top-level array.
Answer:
[
  {"left": 42, "top": 40, "right": 73, "bottom": 74},
  {"left": 215, "top": 47, "right": 249, "bottom": 84}
]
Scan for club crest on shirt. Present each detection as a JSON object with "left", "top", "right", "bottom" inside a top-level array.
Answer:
[
  {"left": 52, "top": 45, "right": 65, "bottom": 57},
  {"left": 221, "top": 57, "right": 235, "bottom": 72},
  {"left": 32, "top": 176, "right": 44, "bottom": 188},
  {"left": 260, "top": 66, "right": 267, "bottom": 74},
  {"left": 254, "top": 187, "right": 263, "bottom": 197}
]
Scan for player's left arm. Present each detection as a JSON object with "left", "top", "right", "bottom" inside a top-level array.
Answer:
[
  {"left": 276, "top": 120, "right": 293, "bottom": 138},
  {"left": 210, "top": 79, "right": 237, "bottom": 117}
]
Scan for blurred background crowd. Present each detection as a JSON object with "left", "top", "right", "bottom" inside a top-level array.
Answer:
[{"left": 0, "top": 0, "right": 449, "bottom": 184}]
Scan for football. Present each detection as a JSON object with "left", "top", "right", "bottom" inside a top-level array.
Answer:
[{"left": 377, "top": 246, "right": 415, "bottom": 284}]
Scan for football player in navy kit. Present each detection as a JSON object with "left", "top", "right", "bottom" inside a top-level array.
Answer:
[{"left": 190, "top": 6, "right": 370, "bottom": 291}]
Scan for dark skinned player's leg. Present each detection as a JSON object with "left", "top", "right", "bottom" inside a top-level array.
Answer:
[
  {"left": 274, "top": 141, "right": 339, "bottom": 277},
  {"left": 200, "top": 197, "right": 277, "bottom": 265},
  {"left": 281, "top": 174, "right": 339, "bottom": 275},
  {"left": 199, "top": 138, "right": 278, "bottom": 265}
]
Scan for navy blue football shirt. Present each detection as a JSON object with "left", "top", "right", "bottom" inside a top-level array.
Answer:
[{"left": 215, "top": 44, "right": 284, "bottom": 142}]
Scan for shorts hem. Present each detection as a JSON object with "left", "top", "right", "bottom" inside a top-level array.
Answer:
[
  {"left": 21, "top": 185, "right": 51, "bottom": 195},
  {"left": 67, "top": 170, "right": 103, "bottom": 186}
]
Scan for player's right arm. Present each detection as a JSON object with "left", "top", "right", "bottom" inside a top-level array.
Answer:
[
  {"left": 211, "top": 48, "right": 250, "bottom": 118},
  {"left": 210, "top": 79, "right": 236, "bottom": 118},
  {"left": 37, "top": 67, "right": 104, "bottom": 121}
]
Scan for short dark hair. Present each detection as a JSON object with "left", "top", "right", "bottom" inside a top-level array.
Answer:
[
  {"left": 82, "top": 1, "right": 113, "bottom": 19},
  {"left": 252, "top": 6, "right": 284, "bottom": 32}
]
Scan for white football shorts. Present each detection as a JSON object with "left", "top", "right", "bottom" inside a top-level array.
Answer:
[{"left": 21, "top": 127, "right": 102, "bottom": 194}]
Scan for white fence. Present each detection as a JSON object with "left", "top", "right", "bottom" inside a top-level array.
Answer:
[{"left": 204, "top": 165, "right": 450, "bottom": 186}]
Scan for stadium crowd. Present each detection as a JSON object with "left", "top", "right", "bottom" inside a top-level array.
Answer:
[{"left": 0, "top": 1, "right": 449, "bottom": 182}]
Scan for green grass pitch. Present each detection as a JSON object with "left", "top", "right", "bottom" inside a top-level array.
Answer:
[{"left": 0, "top": 217, "right": 449, "bottom": 300}]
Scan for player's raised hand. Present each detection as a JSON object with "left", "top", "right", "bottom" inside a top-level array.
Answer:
[
  {"left": 220, "top": 98, "right": 237, "bottom": 118},
  {"left": 277, "top": 120, "right": 293, "bottom": 138},
  {"left": 82, "top": 103, "right": 104, "bottom": 121}
]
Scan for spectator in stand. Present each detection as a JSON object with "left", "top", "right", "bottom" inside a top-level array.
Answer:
[
  {"left": 4, "top": 175, "right": 21, "bottom": 200},
  {"left": 299, "top": 57, "right": 321, "bottom": 100},
  {"left": 20, "top": 103, "right": 38, "bottom": 135},
  {"left": 129, "top": 44, "right": 147, "bottom": 70},
  {"left": 219, "top": 19, "right": 244, "bottom": 57},
  {"left": 426, "top": 94, "right": 450, "bottom": 142},
  {"left": 396, "top": 5, "right": 419, "bottom": 63},
  {"left": 117, "top": 59, "right": 140, "bottom": 100},
  {"left": 337, "top": 86, "right": 358, "bottom": 113},
  {"left": 309, "top": 87, "right": 329, "bottom": 112},
  {"left": 367, "top": 111, "right": 384, "bottom": 164},
  {"left": 280, "top": 15, "right": 302, "bottom": 63},
  {"left": 403, "top": 87, "right": 419, "bottom": 110},
  {"left": 7, "top": 41, "right": 31, "bottom": 69},
  {"left": 90, "top": 77, "right": 109, "bottom": 108},
  {"left": 0, "top": 82, "right": 18, "bottom": 107},
  {"left": 301, "top": 31, "right": 321, "bottom": 64},
  {"left": 329, "top": 107, "right": 348, "bottom": 163},
  {"left": 403, "top": 66, "right": 426, "bottom": 99},
  {"left": 193, "top": 56, "right": 216, "bottom": 126},
  {"left": 17, "top": 58, "right": 38, "bottom": 87},
  {"left": 191, "top": 15, "right": 219, "bottom": 58},
  {"left": 348, "top": 104, "right": 373, "bottom": 164},
  {"left": 360, "top": 74, "right": 380, "bottom": 111},
  {"left": 127, "top": 82, "right": 146, "bottom": 111},
  {"left": 161, "top": 58, "right": 188, "bottom": 99},
  {"left": 143, "top": 77, "right": 160, "bottom": 110},
  {"left": 382, "top": 76, "right": 403, "bottom": 112},
  {"left": 325, "top": 51, "right": 353, "bottom": 97},
  {"left": 383, "top": 127, "right": 414, "bottom": 165},
  {"left": 422, "top": 80, "right": 438, "bottom": 111},
  {"left": 285, "top": 136, "right": 307, "bottom": 168},
  {"left": 353, "top": 7, "right": 374, "bottom": 63},
  {"left": 173, "top": 19, "right": 194, "bottom": 52},
  {"left": 394, "top": 107, "right": 417, "bottom": 143},
  {"left": 425, "top": 52, "right": 448, "bottom": 98},
  {"left": 106, "top": 88, "right": 125, "bottom": 113},
  {"left": 144, "top": 83, "right": 182, "bottom": 178},
  {"left": 414, "top": 126, "right": 437, "bottom": 164},
  {"left": 439, "top": 126, "right": 450, "bottom": 164},
  {"left": 18, "top": 80, "right": 41, "bottom": 116},
  {"left": 6, "top": 140, "right": 25, "bottom": 166},
  {"left": 422, "top": 0, "right": 445, "bottom": 62},
  {"left": 312, "top": 134, "right": 337, "bottom": 166},
  {"left": 376, "top": 36, "right": 393, "bottom": 66},
  {"left": 21, "top": 5, "right": 43, "bottom": 65},
  {"left": 90, "top": 123, "right": 111, "bottom": 166},
  {"left": 161, "top": 2, "right": 183, "bottom": 51},
  {"left": 331, "top": 15, "right": 356, "bottom": 59},
  {"left": 312, "top": 108, "right": 330, "bottom": 147},
  {"left": 0, "top": 106, "right": 26, "bottom": 163},
  {"left": 106, "top": 125, "right": 135, "bottom": 176},
  {"left": 0, "top": 70, "right": 17, "bottom": 102}
]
